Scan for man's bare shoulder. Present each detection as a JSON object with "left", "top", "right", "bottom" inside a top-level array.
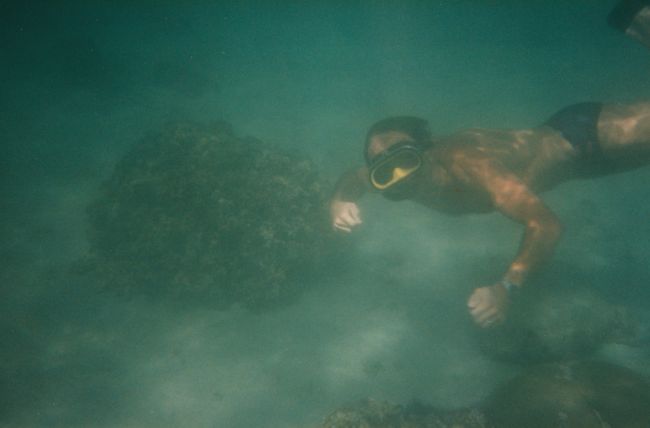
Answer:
[
  {"left": 433, "top": 132, "right": 490, "bottom": 168},
  {"left": 440, "top": 129, "right": 486, "bottom": 145},
  {"left": 436, "top": 129, "right": 516, "bottom": 157},
  {"left": 436, "top": 127, "right": 551, "bottom": 181}
]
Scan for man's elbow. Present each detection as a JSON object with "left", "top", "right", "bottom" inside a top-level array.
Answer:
[{"left": 529, "top": 216, "right": 563, "bottom": 242}]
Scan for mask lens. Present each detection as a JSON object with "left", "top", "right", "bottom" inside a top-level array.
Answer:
[
  {"left": 393, "top": 150, "right": 420, "bottom": 169},
  {"left": 370, "top": 147, "right": 422, "bottom": 190},
  {"left": 372, "top": 163, "right": 396, "bottom": 186}
]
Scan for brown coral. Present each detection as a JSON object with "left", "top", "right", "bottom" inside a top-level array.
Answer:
[{"left": 82, "top": 121, "right": 333, "bottom": 309}]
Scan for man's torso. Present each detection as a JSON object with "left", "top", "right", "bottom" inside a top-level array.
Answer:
[{"left": 412, "top": 127, "right": 576, "bottom": 215}]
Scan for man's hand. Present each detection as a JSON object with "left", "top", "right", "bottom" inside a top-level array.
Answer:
[
  {"left": 467, "top": 284, "right": 509, "bottom": 328},
  {"left": 330, "top": 200, "right": 362, "bottom": 232}
]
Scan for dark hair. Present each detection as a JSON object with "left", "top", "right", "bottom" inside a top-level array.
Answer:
[{"left": 363, "top": 116, "right": 431, "bottom": 164}]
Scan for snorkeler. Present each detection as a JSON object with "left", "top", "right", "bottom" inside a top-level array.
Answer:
[{"left": 329, "top": 102, "right": 650, "bottom": 328}]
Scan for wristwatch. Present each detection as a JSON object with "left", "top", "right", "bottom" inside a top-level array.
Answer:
[{"left": 500, "top": 279, "right": 522, "bottom": 298}]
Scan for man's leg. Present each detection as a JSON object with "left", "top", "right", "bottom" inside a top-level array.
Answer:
[
  {"left": 598, "top": 102, "right": 650, "bottom": 161},
  {"left": 609, "top": 0, "right": 650, "bottom": 49}
]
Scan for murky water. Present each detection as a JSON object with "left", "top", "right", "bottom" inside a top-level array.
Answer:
[{"left": 2, "top": 2, "right": 650, "bottom": 426}]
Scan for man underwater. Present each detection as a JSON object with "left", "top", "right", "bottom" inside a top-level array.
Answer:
[{"left": 330, "top": 1, "right": 650, "bottom": 328}]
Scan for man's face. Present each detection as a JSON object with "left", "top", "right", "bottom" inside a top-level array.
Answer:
[
  {"left": 367, "top": 131, "right": 414, "bottom": 161},
  {"left": 367, "top": 131, "right": 424, "bottom": 200}
]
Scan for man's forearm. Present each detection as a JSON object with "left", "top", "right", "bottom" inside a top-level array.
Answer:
[
  {"left": 504, "top": 218, "right": 563, "bottom": 286},
  {"left": 331, "top": 167, "right": 369, "bottom": 202}
]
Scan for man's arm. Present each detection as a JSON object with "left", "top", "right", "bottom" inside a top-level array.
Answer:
[
  {"left": 330, "top": 167, "right": 370, "bottom": 232},
  {"left": 456, "top": 155, "right": 562, "bottom": 287},
  {"left": 457, "top": 154, "right": 562, "bottom": 327},
  {"left": 331, "top": 167, "right": 370, "bottom": 202}
]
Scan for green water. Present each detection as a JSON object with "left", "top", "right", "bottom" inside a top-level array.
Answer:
[{"left": 2, "top": 1, "right": 650, "bottom": 426}]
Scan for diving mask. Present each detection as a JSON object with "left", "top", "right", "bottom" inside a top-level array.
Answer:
[{"left": 369, "top": 141, "right": 424, "bottom": 191}]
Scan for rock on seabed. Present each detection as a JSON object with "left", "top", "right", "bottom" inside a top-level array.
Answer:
[{"left": 80, "top": 121, "right": 334, "bottom": 309}]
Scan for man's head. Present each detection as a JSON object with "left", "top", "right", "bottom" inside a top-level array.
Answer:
[
  {"left": 364, "top": 116, "right": 432, "bottom": 164},
  {"left": 364, "top": 116, "right": 432, "bottom": 200}
]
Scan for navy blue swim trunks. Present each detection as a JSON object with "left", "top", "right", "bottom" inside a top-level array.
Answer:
[{"left": 544, "top": 102, "right": 604, "bottom": 159}]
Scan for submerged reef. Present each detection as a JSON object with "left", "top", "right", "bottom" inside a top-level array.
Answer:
[
  {"left": 485, "top": 361, "right": 650, "bottom": 428},
  {"left": 321, "top": 362, "right": 650, "bottom": 428},
  {"left": 321, "top": 398, "right": 488, "bottom": 428},
  {"left": 81, "top": 121, "right": 334, "bottom": 309}
]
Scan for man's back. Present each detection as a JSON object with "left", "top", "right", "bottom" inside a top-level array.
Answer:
[{"left": 413, "top": 126, "right": 575, "bottom": 214}]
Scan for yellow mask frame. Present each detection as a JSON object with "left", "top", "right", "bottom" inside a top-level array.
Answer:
[{"left": 369, "top": 144, "right": 423, "bottom": 191}]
